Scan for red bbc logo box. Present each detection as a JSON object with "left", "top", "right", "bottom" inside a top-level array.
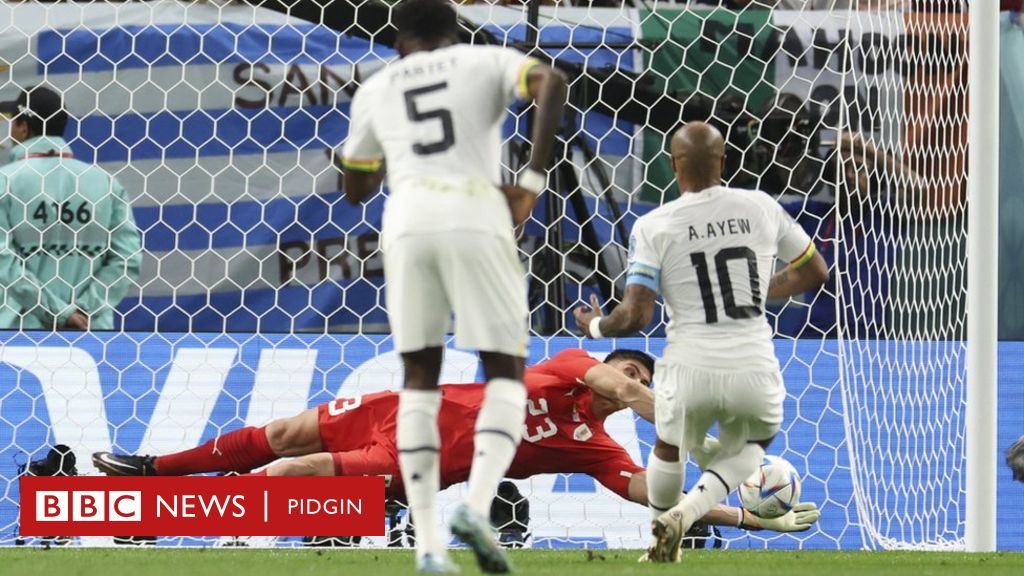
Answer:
[{"left": 20, "top": 476, "right": 385, "bottom": 536}]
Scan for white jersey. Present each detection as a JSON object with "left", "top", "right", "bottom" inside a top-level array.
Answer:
[
  {"left": 340, "top": 44, "right": 538, "bottom": 245},
  {"left": 626, "top": 186, "right": 814, "bottom": 372}
]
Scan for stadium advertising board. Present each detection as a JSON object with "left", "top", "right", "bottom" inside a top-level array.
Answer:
[{"left": 1, "top": 333, "right": 1020, "bottom": 549}]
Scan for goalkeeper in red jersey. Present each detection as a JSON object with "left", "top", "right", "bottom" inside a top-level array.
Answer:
[{"left": 93, "top": 349, "right": 819, "bottom": 533}]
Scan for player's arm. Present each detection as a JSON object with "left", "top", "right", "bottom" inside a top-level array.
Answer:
[
  {"left": 263, "top": 452, "right": 336, "bottom": 477},
  {"left": 708, "top": 500, "right": 822, "bottom": 534},
  {"left": 767, "top": 200, "right": 829, "bottom": 300},
  {"left": 575, "top": 222, "right": 658, "bottom": 338},
  {"left": 575, "top": 284, "right": 656, "bottom": 339},
  {"left": 585, "top": 451, "right": 647, "bottom": 504},
  {"left": 581, "top": 362, "right": 654, "bottom": 423},
  {"left": 341, "top": 84, "right": 385, "bottom": 205},
  {"left": 76, "top": 178, "right": 142, "bottom": 326},
  {"left": 767, "top": 244, "right": 828, "bottom": 299},
  {"left": 0, "top": 177, "right": 75, "bottom": 328},
  {"left": 522, "top": 63, "right": 568, "bottom": 176},
  {"left": 626, "top": 472, "right": 820, "bottom": 533},
  {"left": 343, "top": 162, "right": 384, "bottom": 205},
  {"left": 503, "top": 60, "right": 568, "bottom": 226},
  {"left": 840, "top": 131, "right": 924, "bottom": 198}
]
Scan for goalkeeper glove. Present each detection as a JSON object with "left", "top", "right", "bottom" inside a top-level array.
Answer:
[
  {"left": 1008, "top": 436, "right": 1024, "bottom": 482},
  {"left": 744, "top": 502, "right": 821, "bottom": 533}
]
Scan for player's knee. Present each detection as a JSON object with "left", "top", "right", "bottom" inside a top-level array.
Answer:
[
  {"left": 653, "top": 438, "right": 680, "bottom": 462},
  {"left": 402, "top": 347, "right": 444, "bottom": 389},
  {"left": 264, "top": 419, "right": 297, "bottom": 455},
  {"left": 479, "top": 351, "right": 525, "bottom": 381}
]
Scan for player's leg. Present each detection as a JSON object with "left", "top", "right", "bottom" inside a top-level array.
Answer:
[
  {"left": 645, "top": 362, "right": 686, "bottom": 524},
  {"left": 665, "top": 436, "right": 771, "bottom": 544},
  {"left": 690, "top": 434, "right": 722, "bottom": 470},
  {"left": 398, "top": 348, "right": 447, "bottom": 565},
  {"left": 252, "top": 442, "right": 398, "bottom": 478},
  {"left": 464, "top": 351, "right": 525, "bottom": 517},
  {"left": 248, "top": 452, "right": 335, "bottom": 476},
  {"left": 647, "top": 438, "right": 683, "bottom": 520},
  {"left": 663, "top": 370, "right": 784, "bottom": 538},
  {"left": 450, "top": 233, "right": 529, "bottom": 518},
  {"left": 647, "top": 364, "right": 718, "bottom": 563},
  {"left": 385, "top": 234, "right": 452, "bottom": 568},
  {"left": 265, "top": 408, "right": 324, "bottom": 456},
  {"left": 444, "top": 233, "right": 527, "bottom": 573},
  {"left": 93, "top": 408, "right": 321, "bottom": 476},
  {"left": 640, "top": 437, "right": 685, "bottom": 563},
  {"left": 449, "top": 350, "right": 524, "bottom": 574}
]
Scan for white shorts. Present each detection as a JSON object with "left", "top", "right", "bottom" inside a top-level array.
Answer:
[
  {"left": 383, "top": 231, "right": 529, "bottom": 357},
  {"left": 654, "top": 362, "right": 785, "bottom": 456}
]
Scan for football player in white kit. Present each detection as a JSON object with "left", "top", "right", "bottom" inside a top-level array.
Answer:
[
  {"left": 340, "top": 0, "right": 567, "bottom": 572},
  {"left": 574, "top": 122, "right": 829, "bottom": 562}
]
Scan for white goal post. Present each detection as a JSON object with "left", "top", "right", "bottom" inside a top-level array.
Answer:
[{"left": 966, "top": 0, "right": 999, "bottom": 554}]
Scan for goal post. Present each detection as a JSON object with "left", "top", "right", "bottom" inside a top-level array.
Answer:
[{"left": 966, "top": 0, "right": 999, "bottom": 553}]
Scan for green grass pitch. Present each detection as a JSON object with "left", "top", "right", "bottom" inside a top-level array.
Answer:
[{"left": 1, "top": 549, "right": 1022, "bottom": 576}]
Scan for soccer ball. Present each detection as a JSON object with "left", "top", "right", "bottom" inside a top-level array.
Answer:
[{"left": 738, "top": 455, "right": 802, "bottom": 519}]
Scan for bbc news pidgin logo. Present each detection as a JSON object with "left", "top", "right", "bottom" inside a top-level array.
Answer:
[{"left": 19, "top": 476, "right": 384, "bottom": 536}]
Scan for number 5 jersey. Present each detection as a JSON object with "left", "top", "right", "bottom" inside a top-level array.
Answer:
[{"left": 340, "top": 44, "right": 539, "bottom": 246}]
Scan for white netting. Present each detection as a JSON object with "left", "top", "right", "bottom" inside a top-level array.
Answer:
[
  {"left": 833, "top": 8, "right": 968, "bottom": 550},
  {"left": 0, "top": 1, "right": 970, "bottom": 550}
]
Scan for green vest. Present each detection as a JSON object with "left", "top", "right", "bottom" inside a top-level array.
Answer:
[{"left": 0, "top": 136, "right": 141, "bottom": 330}]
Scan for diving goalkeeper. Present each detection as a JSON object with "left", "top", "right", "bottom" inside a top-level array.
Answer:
[{"left": 94, "top": 349, "right": 820, "bottom": 533}]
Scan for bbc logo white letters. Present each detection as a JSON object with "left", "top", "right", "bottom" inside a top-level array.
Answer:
[
  {"left": 36, "top": 491, "right": 141, "bottom": 522},
  {"left": 36, "top": 492, "right": 68, "bottom": 521},
  {"left": 72, "top": 491, "right": 106, "bottom": 521},
  {"left": 108, "top": 492, "right": 142, "bottom": 521}
]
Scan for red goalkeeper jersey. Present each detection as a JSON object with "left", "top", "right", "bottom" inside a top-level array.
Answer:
[{"left": 317, "top": 349, "right": 644, "bottom": 500}]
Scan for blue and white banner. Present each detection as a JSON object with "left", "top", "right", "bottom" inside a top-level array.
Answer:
[
  {"left": 0, "top": 3, "right": 642, "bottom": 333},
  {"left": 0, "top": 332, "right": 1020, "bottom": 549},
  {"left": 1, "top": 3, "right": 393, "bottom": 332},
  {"left": 1, "top": 5, "right": 1006, "bottom": 339}
]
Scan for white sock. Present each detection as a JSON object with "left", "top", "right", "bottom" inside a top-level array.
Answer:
[
  {"left": 646, "top": 453, "right": 684, "bottom": 521},
  {"left": 674, "top": 443, "right": 765, "bottom": 532},
  {"left": 464, "top": 378, "right": 527, "bottom": 517},
  {"left": 397, "top": 389, "right": 443, "bottom": 559}
]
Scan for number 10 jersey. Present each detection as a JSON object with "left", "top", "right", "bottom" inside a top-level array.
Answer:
[
  {"left": 341, "top": 44, "right": 538, "bottom": 245},
  {"left": 626, "top": 186, "right": 815, "bottom": 372}
]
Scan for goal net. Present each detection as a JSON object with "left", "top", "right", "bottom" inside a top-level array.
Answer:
[{"left": 0, "top": 1, "right": 972, "bottom": 550}]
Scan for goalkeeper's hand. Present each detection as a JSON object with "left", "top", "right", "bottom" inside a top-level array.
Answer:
[
  {"left": 1008, "top": 436, "right": 1024, "bottom": 482},
  {"left": 747, "top": 503, "right": 821, "bottom": 533}
]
